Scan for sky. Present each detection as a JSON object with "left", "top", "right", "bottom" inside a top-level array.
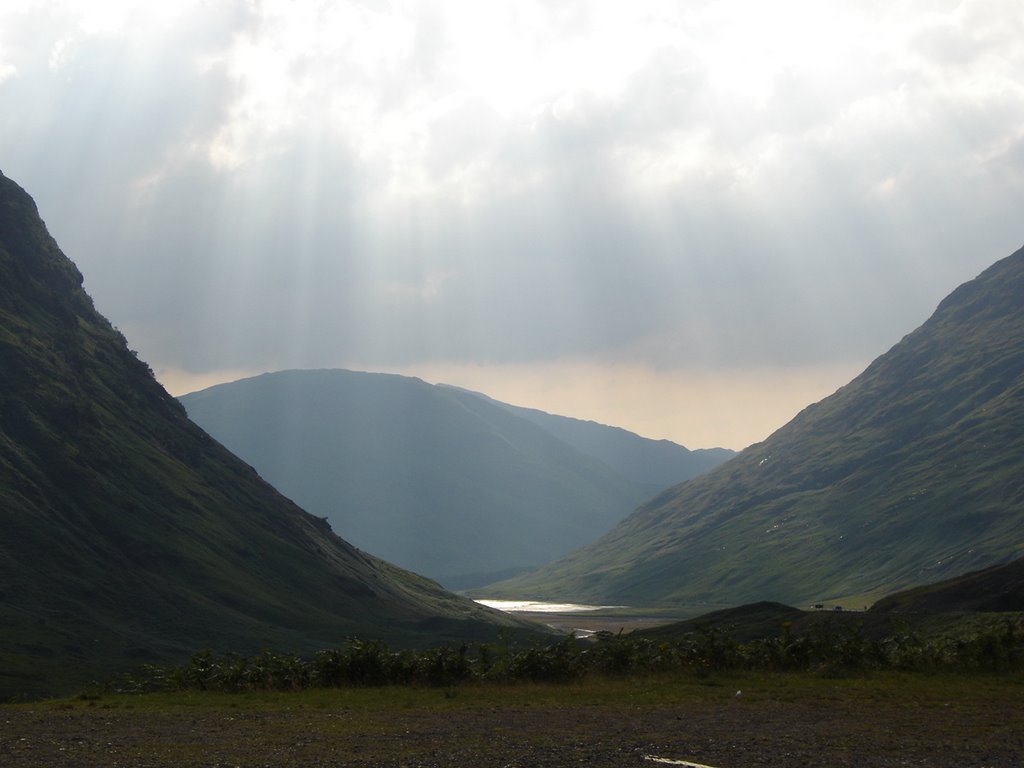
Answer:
[{"left": 1, "top": 0, "right": 1022, "bottom": 450}]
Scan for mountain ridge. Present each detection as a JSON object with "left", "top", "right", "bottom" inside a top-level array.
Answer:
[
  {"left": 0, "top": 170, "right": 524, "bottom": 699},
  {"left": 438, "top": 384, "right": 735, "bottom": 494},
  {"left": 180, "top": 368, "right": 729, "bottom": 588},
  {"left": 487, "top": 245, "right": 1024, "bottom": 606},
  {"left": 870, "top": 556, "right": 1024, "bottom": 613}
]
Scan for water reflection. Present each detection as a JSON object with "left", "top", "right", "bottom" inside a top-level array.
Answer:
[{"left": 475, "top": 599, "right": 623, "bottom": 613}]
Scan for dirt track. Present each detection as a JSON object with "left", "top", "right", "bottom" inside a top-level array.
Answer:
[{"left": 2, "top": 678, "right": 1021, "bottom": 767}]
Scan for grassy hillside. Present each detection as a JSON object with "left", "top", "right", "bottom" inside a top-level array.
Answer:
[
  {"left": 180, "top": 369, "right": 654, "bottom": 588},
  {"left": 488, "top": 245, "right": 1024, "bottom": 607},
  {"left": 637, "top": 557, "right": 1024, "bottom": 643},
  {"left": 0, "top": 170, "right": 528, "bottom": 699}
]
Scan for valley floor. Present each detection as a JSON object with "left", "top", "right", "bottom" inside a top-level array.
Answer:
[{"left": 2, "top": 673, "right": 1022, "bottom": 767}]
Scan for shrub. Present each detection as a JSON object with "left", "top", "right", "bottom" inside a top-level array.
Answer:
[{"left": 127, "top": 616, "right": 1024, "bottom": 694}]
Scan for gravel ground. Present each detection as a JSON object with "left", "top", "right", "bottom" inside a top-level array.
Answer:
[{"left": 2, "top": 680, "right": 1021, "bottom": 767}]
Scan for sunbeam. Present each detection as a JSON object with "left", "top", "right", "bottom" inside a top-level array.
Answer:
[{"left": 2, "top": 0, "right": 1022, "bottom": 447}]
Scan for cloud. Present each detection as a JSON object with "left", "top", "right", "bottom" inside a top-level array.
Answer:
[{"left": 1, "top": 0, "right": 1023, "bottom": 446}]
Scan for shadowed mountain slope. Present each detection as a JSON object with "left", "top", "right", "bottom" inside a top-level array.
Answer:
[
  {"left": 489, "top": 245, "right": 1024, "bottom": 606},
  {"left": 0, "top": 171, "right": 524, "bottom": 699},
  {"left": 181, "top": 369, "right": 675, "bottom": 589},
  {"left": 640, "top": 558, "right": 1024, "bottom": 644},
  {"left": 871, "top": 556, "right": 1024, "bottom": 614},
  {"left": 439, "top": 385, "right": 735, "bottom": 495}
]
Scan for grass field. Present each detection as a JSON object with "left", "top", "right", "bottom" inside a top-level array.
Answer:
[{"left": 2, "top": 672, "right": 1022, "bottom": 767}]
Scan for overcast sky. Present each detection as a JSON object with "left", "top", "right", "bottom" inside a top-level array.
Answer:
[{"left": 2, "top": 0, "right": 1022, "bottom": 449}]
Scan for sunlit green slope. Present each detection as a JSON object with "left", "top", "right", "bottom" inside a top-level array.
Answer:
[
  {"left": 491, "top": 245, "right": 1024, "bottom": 606},
  {"left": 0, "top": 171, "right": 523, "bottom": 699}
]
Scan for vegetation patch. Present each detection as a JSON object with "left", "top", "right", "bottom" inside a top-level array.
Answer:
[{"left": 109, "top": 614, "right": 1024, "bottom": 695}]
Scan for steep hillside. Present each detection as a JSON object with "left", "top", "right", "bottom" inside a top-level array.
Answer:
[
  {"left": 180, "top": 369, "right": 654, "bottom": 588},
  {"left": 0, "top": 171, "right": 523, "bottom": 699},
  {"left": 440, "top": 385, "right": 735, "bottom": 495},
  {"left": 871, "top": 557, "right": 1024, "bottom": 614},
  {"left": 641, "top": 557, "right": 1024, "bottom": 643},
  {"left": 490, "top": 246, "right": 1024, "bottom": 606}
]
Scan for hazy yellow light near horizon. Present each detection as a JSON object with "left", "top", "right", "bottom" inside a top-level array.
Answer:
[{"left": 158, "top": 360, "right": 864, "bottom": 452}]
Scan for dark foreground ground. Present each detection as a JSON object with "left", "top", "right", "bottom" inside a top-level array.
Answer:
[{"left": 2, "top": 673, "right": 1021, "bottom": 767}]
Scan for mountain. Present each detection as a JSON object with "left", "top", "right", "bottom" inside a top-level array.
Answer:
[
  {"left": 488, "top": 245, "right": 1024, "bottom": 607},
  {"left": 439, "top": 385, "right": 735, "bottom": 495},
  {"left": 181, "top": 369, "right": 703, "bottom": 589},
  {"left": 0, "top": 170, "right": 524, "bottom": 699},
  {"left": 870, "top": 556, "right": 1024, "bottom": 614},
  {"left": 640, "top": 557, "right": 1024, "bottom": 643}
]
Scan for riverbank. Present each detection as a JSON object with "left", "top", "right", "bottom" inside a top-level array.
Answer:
[{"left": 3, "top": 672, "right": 1021, "bottom": 766}]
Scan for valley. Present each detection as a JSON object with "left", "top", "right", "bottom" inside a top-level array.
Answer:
[
  {"left": 178, "top": 369, "right": 734, "bottom": 588},
  {"left": 473, "top": 599, "right": 725, "bottom": 636},
  {"left": 3, "top": 4, "right": 1023, "bottom": 764},
  {"left": 1, "top": 165, "right": 1022, "bottom": 768},
  {"left": 487, "top": 245, "right": 1024, "bottom": 607}
]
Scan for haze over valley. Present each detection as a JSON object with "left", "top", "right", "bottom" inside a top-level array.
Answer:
[
  {"left": 179, "top": 369, "right": 734, "bottom": 588},
  {"left": 2, "top": 3, "right": 1023, "bottom": 725}
]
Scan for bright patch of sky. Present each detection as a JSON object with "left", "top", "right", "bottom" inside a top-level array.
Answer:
[{"left": 2, "top": 0, "right": 1022, "bottom": 449}]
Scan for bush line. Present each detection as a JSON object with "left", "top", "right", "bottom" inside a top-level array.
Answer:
[{"left": 117, "top": 619, "right": 1024, "bottom": 693}]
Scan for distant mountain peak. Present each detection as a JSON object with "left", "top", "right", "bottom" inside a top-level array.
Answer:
[
  {"left": 437, "top": 384, "right": 735, "bottom": 492},
  {"left": 181, "top": 368, "right": 734, "bottom": 589}
]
